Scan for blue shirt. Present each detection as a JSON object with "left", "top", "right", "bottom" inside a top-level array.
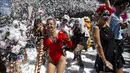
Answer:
[{"left": 110, "top": 13, "right": 123, "bottom": 40}]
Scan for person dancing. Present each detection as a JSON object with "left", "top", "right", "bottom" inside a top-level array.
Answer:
[
  {"left": 43, "top": 18, "right": 72, "bottom": 73},
  {"left": 93, "top": 4, "right": 125, "bottom": 73}
]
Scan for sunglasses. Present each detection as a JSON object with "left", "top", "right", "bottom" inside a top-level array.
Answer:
[
  {"left": 101, "top": 10, "right": 110, "bottom": 17},
  {"left": 102, "top": 13, "right": 110, "bottom": 16}
]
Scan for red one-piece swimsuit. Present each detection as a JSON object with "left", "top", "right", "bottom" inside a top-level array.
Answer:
[{"left": 43, "top": 31, "right": 72, "bottom": 64}]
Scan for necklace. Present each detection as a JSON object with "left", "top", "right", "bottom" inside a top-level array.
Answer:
[
  {"left": 50, "top": 36, "right": 57, "bottom": 43},
  {"left": 49, "top": 29, "right": 59, "bottom": 43}
]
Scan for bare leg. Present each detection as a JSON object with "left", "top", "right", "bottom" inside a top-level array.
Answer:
[
  {"left": 56, "top": 56, "right": 66, "bottom": 73},
  {"left": 15, "top": 60, "right": 22, "bottom": 73},
  {"left": 9, "top": 61, "right": 15, "bottom": 73},
  {"left": 116, "top": 67, "right": 123, "bottom": 73},
  {"left": 47, "top": 60, "right": 56, "bottom": 73},
  {"left": 75, "top": 44, "right": 84, "bottom": 67},
  {"left": 73, "top": 44, "right": 83, "bottom": 60},
  {"left": 23, "top": 49, "right": 27, "bottom": 64},
  {"left": 100, "top": 71, "right": 107, "bottom": 73}
]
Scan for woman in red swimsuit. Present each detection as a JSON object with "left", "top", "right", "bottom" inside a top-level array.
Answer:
[{"left": 43, "top": 18, "right": 72, "bottom": 73}]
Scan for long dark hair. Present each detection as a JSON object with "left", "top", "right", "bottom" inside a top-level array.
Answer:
[
  {"left": 34, "top": 19, "right": 42, "bottom": 28},
  {"left": 33, "top": 19, "right": 42, "bottom": 31}
]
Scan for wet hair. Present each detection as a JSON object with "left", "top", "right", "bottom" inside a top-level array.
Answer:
[{"left": 46, "top": 18, "right": 56, "bottom": 25}]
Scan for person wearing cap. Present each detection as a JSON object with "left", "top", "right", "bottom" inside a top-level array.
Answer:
[
  {"left": 93, "top": 4, "right": 125, "bottom": 73},
  {"left": 58, "top": 15, "right": 71, "bottom": 34},
  {"left": 71, "top": 18, "right": 90, "bottom": 67},
  {"left": 57, "top": 15, "right": 72, "bottom": 55},
  {"left": 84, "top": 16, "right": 92, "bottom": 49}
]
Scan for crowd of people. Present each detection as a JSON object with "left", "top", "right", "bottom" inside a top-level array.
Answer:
[
  {"left": 0, "top": 0, "right": 130, "bottom": 73},
  {"left": 32, "top": 0, "right": 130, "bottom": 72}
]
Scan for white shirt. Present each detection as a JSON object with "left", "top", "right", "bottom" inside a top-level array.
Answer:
[{"left": 58, "top": 23, "right": 73, "bottom": 36}]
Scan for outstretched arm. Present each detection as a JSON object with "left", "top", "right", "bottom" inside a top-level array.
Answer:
[{"left": 105, "top": 0, "right": 111, "bottom": 7}]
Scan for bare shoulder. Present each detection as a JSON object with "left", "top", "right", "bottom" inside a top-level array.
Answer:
[
  {"left": 58, "top": 30, "right": 63, "bottom": 33},
  {"left": 93, "top": 26, "right": 99, "bottom": 31},
  {"left": 40, "top": 26, "right": 43, "bottom": 29},
  {"left": 59, "top": 30, "right": 66, "bottom": 34}
]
